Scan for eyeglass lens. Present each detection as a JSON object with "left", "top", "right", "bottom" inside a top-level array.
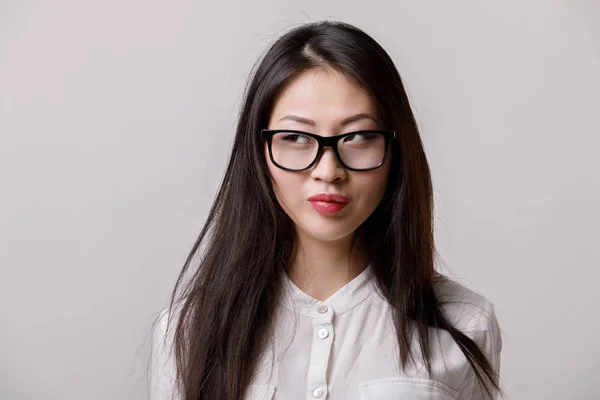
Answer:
[{"left": 270, "top": 131, "right": 386, "bottom": 170}]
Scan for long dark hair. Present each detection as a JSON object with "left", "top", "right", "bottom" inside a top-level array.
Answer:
[{"left": 161, "top": 20, "right": 504, "bottom": 399}]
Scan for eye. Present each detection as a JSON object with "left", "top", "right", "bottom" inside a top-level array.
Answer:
[
  {"left": 281, "top": 134, "right": 312, "bottom": 144},
  {"left": 342, "top": 133, "right": 376, "bottom": 143}
]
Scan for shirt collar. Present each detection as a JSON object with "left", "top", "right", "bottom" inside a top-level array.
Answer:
[{"left": 279, "top": 262, "right": 376, "bottom": 317}]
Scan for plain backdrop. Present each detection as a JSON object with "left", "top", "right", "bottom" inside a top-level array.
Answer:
[{"left": 1, "top": 1, "right": 598, "bottom": 399}]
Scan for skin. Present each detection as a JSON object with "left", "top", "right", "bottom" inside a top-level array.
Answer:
[{"left": 265, "top": 67, "right": 392, "bottom": 301}]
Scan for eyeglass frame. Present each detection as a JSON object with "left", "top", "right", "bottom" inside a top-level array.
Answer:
[{"left": 261, "top": 128, "right": 396, "bottom": 172}]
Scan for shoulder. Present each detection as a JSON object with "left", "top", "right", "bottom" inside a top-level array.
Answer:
[
  {"left": 151, "top": 307, "right": 175, "bottom": 355},
  {"left": 433, "top": 275, "right": 503, "bottom": 353},
  {"left": 149, "top": 307, "right": 179, "bottom": 400}
]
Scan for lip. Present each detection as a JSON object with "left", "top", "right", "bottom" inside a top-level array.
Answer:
[
  {"left": 307, "top": 193, "right": 349, "bottom": 203},
  {"left": 308, "top": 193, "right": 349, "bottom": 215},
  {"left": 310, "top": 201, "right": 348, "bottom": 214}
]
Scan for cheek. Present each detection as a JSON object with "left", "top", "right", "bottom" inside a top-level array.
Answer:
[
  {"left": 358, "top": 174, "right": 388, "bottom": 203},
  {"left": 265, "top": 145, "right": 282, "bottom": 193},
  {"left": 354, "top": 165, "right": 391, "bottom": 208},
  {"left": 266, "top": 160, "right": 303, "bottom": 214}
]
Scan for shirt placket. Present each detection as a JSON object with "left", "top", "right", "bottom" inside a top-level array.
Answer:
[{"left": 305, "top": 304, "right": 335, "bottom": 400}]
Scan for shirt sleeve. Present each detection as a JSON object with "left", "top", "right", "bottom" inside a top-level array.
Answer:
[
  {"left": 149, "top": 308, "right": 180, "bottom": 400},
  {"left": 466, "top": 300, "right": 503, "bottom": 400}
]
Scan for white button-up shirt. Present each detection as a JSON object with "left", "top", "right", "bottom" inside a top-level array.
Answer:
[{"left": 150, "top": 263, "right": 502, "bottom": 400}]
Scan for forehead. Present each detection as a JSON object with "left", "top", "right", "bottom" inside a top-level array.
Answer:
[{"left": 268, "top": 68, "right": 379, "bottom": 129}]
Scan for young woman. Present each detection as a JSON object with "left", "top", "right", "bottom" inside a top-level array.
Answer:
[{"left": 149, "top": 20, "right": 504, "bottom": 400}]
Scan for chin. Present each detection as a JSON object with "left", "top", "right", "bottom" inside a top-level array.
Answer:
[{"left": 300, "top": 224, "right": 356, "bottom": 242}]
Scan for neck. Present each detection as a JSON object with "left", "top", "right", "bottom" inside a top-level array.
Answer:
[{"left": 288, "top": 230, "right": 369, "bottom": 301}]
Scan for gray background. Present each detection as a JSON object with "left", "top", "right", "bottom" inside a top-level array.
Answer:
[{"left": 1, "top": 1, "right": 598, "bottom": 399}]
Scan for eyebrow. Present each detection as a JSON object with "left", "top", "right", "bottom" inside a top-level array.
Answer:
[{"left": 276, "top": 113, "right": 379, "bottom": 127}]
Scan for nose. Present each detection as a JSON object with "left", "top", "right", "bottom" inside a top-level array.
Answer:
[{"left": 310, "top": 146, "right": 346, "bottom": 182}]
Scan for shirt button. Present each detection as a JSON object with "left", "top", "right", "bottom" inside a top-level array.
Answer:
[
  {"left": 317, "top": 328, "right": 329, "bottom": 339},
  {"left": 313, "top": 388, "right": 324, "bottom": 398},
  {"left": 317, "top": 305, "right": 328, "bottom": 314}
]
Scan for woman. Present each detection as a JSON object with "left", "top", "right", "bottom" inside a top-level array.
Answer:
[{"left": 149, "top": 20, "right": 504, "bottom": 400}]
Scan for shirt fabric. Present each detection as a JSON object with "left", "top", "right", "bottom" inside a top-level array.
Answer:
[{"left": 150, "top": 263, "right": 502, "bottom": 400}]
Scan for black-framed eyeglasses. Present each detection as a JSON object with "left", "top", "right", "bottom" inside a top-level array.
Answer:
[{"left": 261, "top": 129, "right": 396, "bottom": 172}]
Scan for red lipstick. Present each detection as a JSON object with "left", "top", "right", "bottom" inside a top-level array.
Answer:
[{"left": 308, "top": 193, "right": 349, "bottom": 214}]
